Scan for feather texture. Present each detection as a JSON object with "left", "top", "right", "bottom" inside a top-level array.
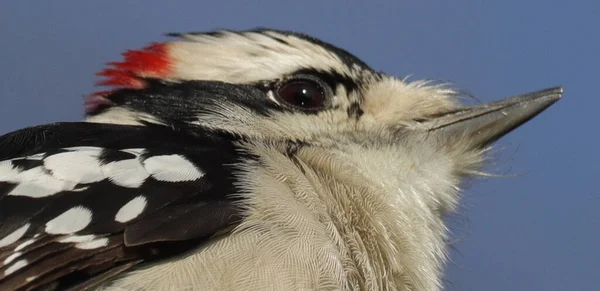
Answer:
[
  {"left": 0, "top": 123, "right": 243, "bottom": 289},
  {"left": 0, "top": 28, "right": 559, "bottom": 290}
]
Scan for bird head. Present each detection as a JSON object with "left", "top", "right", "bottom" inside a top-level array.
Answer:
[{"left": 85, "top": 29, "right": 561, "bottom": 211}]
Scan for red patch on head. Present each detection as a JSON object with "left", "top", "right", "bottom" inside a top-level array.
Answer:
[
  {"left": 96, "top": 43, "right": 171, "bottom": 88},
  {"left": 87, "top": 43, "right": 171, "bottom": 114}
]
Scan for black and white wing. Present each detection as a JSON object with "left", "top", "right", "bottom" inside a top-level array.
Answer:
[{"left": 0, "top": 122, "right": 244, "bottom": 290}]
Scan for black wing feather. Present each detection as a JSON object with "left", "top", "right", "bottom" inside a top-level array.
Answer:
[
  {"left": 0, "top": 122, "right": 246, "bottom": 290},
  {"left": 124, "top": 200, "right": 239, "bottom": 246}
]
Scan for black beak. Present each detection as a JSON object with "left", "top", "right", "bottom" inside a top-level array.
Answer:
[{"left": 420, "top": 87, "right": 562, "bottom": 147}]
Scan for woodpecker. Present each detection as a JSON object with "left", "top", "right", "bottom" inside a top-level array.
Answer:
[{"left": 0, "top": 29, "right": 560, "bottom": 291}]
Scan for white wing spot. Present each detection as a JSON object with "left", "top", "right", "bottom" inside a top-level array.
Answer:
[
  {"left": 115, "top": 196, "right": 147, "bottom": 223},
  {"left": 43, "top": 149, "right": 104, "bottom": 184},
  {"left": 101, "top": 159, "right": 150, "bottom": 188},
  {"left": 14, "top": 238, "right": 36, "bottom": 251},
  {"left": 0, "top": 160, "right": 20, "bottom": 181},
  {"left": 143, "top": 155, "right": 204, "bottom": 182},
  {"left": 45, "top": 206, "right": 93, "bottom": 234},
  {"left": 64, "top": 146, "right": 105, "bottom": 152},
  {"left": 3, "top": 252, "right": 22, "bottom": 265},
  {"left": 121, "top": 148, "right": 145, "bottom": 156},
  {"left": 76, "top": 238, "right": 109, "bottom": 250},
  {"left": 58, "top": 234, "right": 96, "bottom": 243},
  {"left": 7, "top": 167, "right": 77, "bottom": 198},
  {"left": 4, "top": 259, "right": 28, "bottom": 276},
  {"left": 26, "top": 276, "right": 37, "bottom": 282},
  {"left": 0, "top": 223, "right": 29, "bottom": 248},
  {"left": 71, "top": 186, "right": 90, "bottom": 192},
  {"left": 25, "top": 153, "right": 46, "bottom": 160}
]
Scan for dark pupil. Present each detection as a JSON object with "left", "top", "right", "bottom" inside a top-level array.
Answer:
[{"left": 278, "top": 81, "right": 324, "bottom": 109}]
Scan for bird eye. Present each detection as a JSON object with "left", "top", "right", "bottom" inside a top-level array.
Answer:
[{"left": 276, "top": 78, "right": 327, "bottom": 110}]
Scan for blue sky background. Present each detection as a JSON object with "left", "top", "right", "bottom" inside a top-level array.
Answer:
[{"left": 0, "top": 1, "right": 597, "bottom": 290}]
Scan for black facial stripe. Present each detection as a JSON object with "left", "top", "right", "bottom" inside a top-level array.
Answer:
[{"left": 92, "top": 79, "right": 282, "bottom": 122}]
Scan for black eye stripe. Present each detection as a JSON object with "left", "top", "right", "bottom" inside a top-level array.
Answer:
[
  {"left": 250, "top": 68, "right": 368, "bottom": 116},
  {"left": 255, "top": 69, "right": 362, "bottom": 95}
]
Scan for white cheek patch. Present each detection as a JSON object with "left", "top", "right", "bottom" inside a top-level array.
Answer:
[{"left": 143, "top": 155, "right": 205, "bottom": 182}]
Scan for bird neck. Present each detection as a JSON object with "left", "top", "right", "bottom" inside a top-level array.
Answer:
[{"left": 292, "top": 142, "right": 461, "bottom": 290}]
